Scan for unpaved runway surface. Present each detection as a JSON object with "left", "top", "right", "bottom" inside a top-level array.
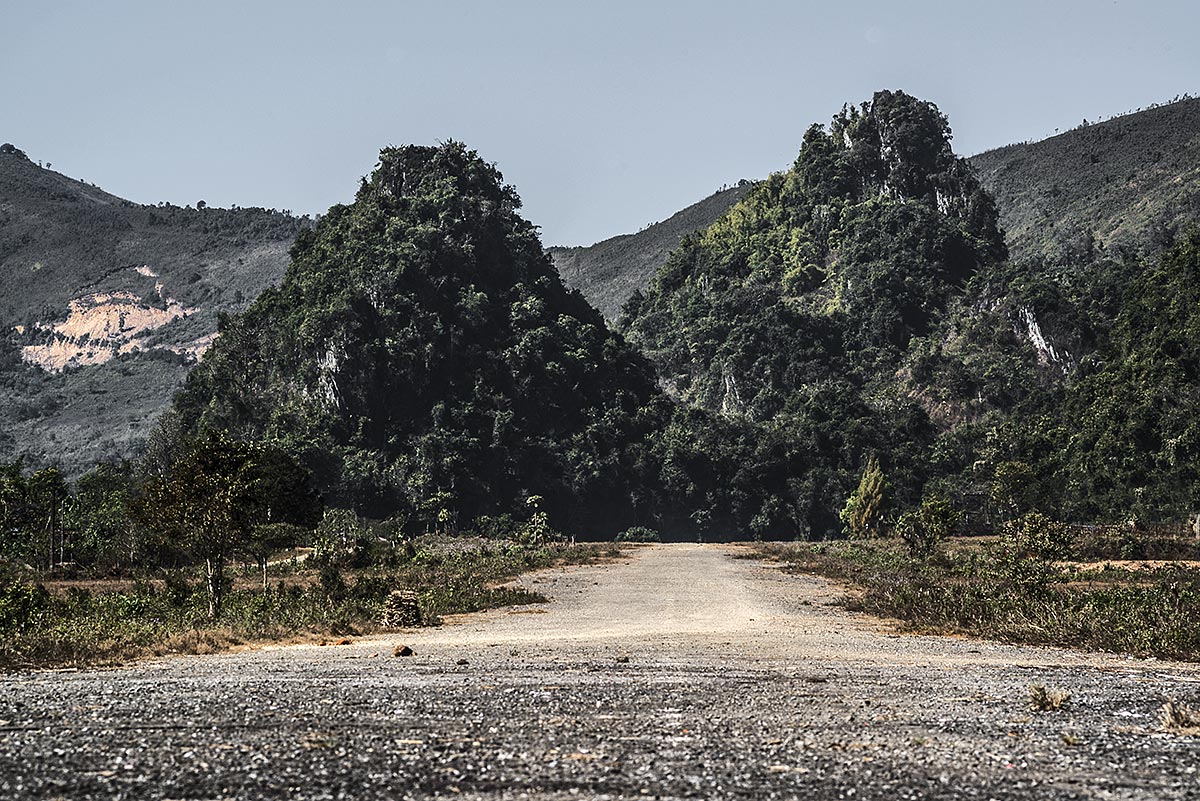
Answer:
[{"left": 4, "top": 544, "right": 1200, "bottom": 799}]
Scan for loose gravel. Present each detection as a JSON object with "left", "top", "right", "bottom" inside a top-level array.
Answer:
[{"left": 3, "top": 544, "right": 1199, "bottom": 800}]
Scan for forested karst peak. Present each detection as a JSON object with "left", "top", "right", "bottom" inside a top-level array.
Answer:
[
  {"left": 794, "top": 90, "right": 1005, "bottom": 259},
  {"left": 173, "top": 141, "right": 669, "bottom": 533},
  {"left": 608, "top": 91, "right": 1029, "bottom": 531},
  {"left": 624, "top": 90, "right": 1005, "bottom": 421}
]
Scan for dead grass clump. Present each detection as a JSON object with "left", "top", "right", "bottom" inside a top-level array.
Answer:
[
  {"left": 1029, "top": 683, "right": 1071, "bottom": 711},
  {"left": 1161, "top": 699, "right": 1200, "bottom": 734},
  {"left": 155, "top": 629, "right": 244, "bottom": 656}
]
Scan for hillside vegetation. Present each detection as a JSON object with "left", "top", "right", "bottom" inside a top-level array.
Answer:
[
  {"left": 0, "top": 144, "right": 307, "bottom": 473},
  {"left": 5, "top": 93, "right": 1200, "bottom": 670},
  {"left": 552, "top": 98, "right": 1200, "bottom": 322},
  {"left": 971, "top": 96, "right": 1200, "bottom": 264},
  {"left": 6, "top": 91, "right": 1200, "bottom": 541},
  {"left": 624, "top": 90, "right": 1200, "bottom": 531},
  {"left": 549, "top": 184, "right": 752, "bottom": 320},
  {"left": 624, "top": 91, "right": 1008, "bottom": 530}
]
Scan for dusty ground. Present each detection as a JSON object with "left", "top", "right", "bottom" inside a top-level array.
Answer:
[{"left": 3, "top": 543, "right": 1200, "bottom": 800}]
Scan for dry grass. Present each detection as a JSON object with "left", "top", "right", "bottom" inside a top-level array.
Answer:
[
  {"left": 1161, "top": 700, "right": 1200, "bottom": 735},
  {"left": 2, "top": 542, "right": 619, "bottom": 672},
  {"left": 1029, "top": 683, "right": 1072, "bottom": 711},
  {"left": 746, "top": 538, "right": 1200, "bottom": 661}
]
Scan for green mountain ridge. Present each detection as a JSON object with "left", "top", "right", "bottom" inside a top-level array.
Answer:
[
  {"left": 4, "top": 92, "right": 1200, "bottom": 536},
  {"left": 971, "top": 96, "right": 1200, "bottom": 264},
  {"left": 0, "top": 144, "right": 308, "bottom": 473},
  {"left": 621, "top": 90, "right": 1200, "bottom": 527}
]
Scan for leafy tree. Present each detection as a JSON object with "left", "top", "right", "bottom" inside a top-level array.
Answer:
[
  {"left": 989, "top": 460, "right": 1038, "bottom": 523},
  {"left": 0, "top": 462, "right": 29, "bottom": 560},
  {"left": 25, "top": 468, "right": 68, "bottom": 570},
  {"left": 135, "top": 432, "right": 319, "bottom": 619},
  {"left": 999, "top": 512, "right": 1074, "bottom": 562},
  {"left": 65, "top": 463, "right": 137, "bottom": 569}
]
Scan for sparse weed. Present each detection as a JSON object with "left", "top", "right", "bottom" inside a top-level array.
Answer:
[
  {"left": 1161, "top": 699, "right": 1200, "bottom": 734},
  {"left": 1029, "top": 683, "right": 1072, "bottom": 711},
  {"left": 748, "top": 538, "right": 1200, "bottom": 661}
]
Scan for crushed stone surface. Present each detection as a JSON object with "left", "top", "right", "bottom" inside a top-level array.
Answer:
[{"left": 3, "top": 543, "right": 1199, "bottom": 799}]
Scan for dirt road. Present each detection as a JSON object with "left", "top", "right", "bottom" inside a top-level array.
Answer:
[{"left": 3, "top": 544, "right": 1199, "bottom": 799}]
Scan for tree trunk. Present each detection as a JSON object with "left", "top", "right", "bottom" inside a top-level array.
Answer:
[
  {"left": 206, "top": 556, "right": 225, "bottom": 620},
  {"left": 259, "top": 556, "right": 268, "bottom": 592}
]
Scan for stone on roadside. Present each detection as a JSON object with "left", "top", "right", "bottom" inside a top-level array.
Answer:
[{"left": 394, "top": 644, "right": 415, "bottom": 657}]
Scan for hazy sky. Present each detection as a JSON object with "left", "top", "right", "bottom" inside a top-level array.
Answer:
[{"left": 4, "top": 1, "right": 1196, "bottom": 246}]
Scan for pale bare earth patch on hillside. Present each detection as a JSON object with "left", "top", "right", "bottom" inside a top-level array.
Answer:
[{"left": 16, "top": 265, "right": 214, "bottom": 371}]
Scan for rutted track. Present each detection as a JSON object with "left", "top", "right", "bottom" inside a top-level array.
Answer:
[{"left": 3, "top": 544, "right": 1199, "bottom": 799}]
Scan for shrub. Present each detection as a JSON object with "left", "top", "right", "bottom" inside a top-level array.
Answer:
[
  {"left": 896, "top": 496, "right": 960, "bottom": 558},
  {"left": 0, "top": 566, "right": 47, "bottom": 632},
  {"left": 1161, "top": 700, "right": 1200, "bottom": 734},
  {"left": 615, "top": 526, "right": 661, "bottom": 543},
  {"left": 1029, "top": 683, "right": 1071, "bottom": 711},
  {"left": 470, "top": 513, "right": 518, "bottom": 540},
  {"left": 318, "top": 563, "right": 348, "bottom": 602},
  {"left": 312, "top": 508, "right": 365, "bottom": 565},
  {"left": 1001, "top": 512, "right": 1075, "bottom": 561},
  {"left": 512, "top": 497, "right": 564, "bottom": 546}
]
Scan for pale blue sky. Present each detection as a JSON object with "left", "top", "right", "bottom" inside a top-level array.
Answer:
[{"left": 3, "top": 1, "right": 1196, "bottom": 246}]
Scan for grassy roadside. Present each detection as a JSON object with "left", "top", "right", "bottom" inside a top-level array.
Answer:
[
  {"left": 749, "top": 534, "right": 1200, "bottom": 661},
  {"left": 0, "top": 540, "right": 622, "bottom": 671}
]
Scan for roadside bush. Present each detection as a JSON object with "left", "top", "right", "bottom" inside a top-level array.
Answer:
[
  {"left": 471, "top": 513, "right": 518, "bottom": 540},
  {"left": 615, "top": 526, "right": 662, "bottom": 543},
  {"left": 1073, "top": 525, "right": 1200, "bottom": 561},
  {"left": 512, "top": 497, "right": 564, "bottom": 546},
  {"left": 311, "top": 508, "right": 365, "bottom": 565},
  {"left": 1000, "top": 512, "right": 1075, "bottom": 561},
  {"left": 753, "top": 539, "right": 1200, "bottom": 661},
  {"left": 318, "top": 562, "right": 348, "bottom": 602},
  {"left": 896, "top": 496, "right": 960, "bottom": 558},
  {"left": 0, "top": 566, "right": 48, "bottom": 632}
]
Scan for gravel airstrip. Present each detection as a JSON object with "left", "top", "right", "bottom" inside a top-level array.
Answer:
[{"left": 3, "top": 544, "right": 1199, "bottom": 799}]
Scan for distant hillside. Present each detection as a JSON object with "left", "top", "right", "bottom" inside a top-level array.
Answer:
[
  {"left": 970, "top": 96, "right": 1200, "bottom": 262},
  {"left": 0, "top": 144, "right": 308, "bottom": 474},
  {"left": 549, "top": 183, "right": 752, "bottom": 320}
]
